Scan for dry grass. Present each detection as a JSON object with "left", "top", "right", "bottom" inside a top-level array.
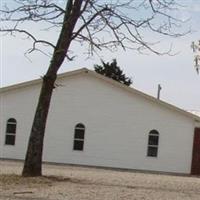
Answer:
[
  {"left": 0, "top": 160, "right": 200, "bottom": 200},
  {"left": 1, "top": 174, "right": 72, "bottom": 184}
]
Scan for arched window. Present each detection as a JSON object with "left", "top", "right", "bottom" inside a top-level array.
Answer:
[
  {"left": 73, "top": 123, "right": 85, "bottom": 151},
  {"left": 5, "top": 118, "right": 17, "bottom": 145},
  {"left": 147, "top": 129, "right": 159, "bottom": 157}
]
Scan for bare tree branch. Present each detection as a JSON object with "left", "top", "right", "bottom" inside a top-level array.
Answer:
[
  {"left": 191, "top": 40, "right": 200, "bottom": 74},
  {"left": 1, "top": 0, "right": 189, "bottom": 56},
  {"left": 1, "top": 28, "right": 56, "bottom": 48}
]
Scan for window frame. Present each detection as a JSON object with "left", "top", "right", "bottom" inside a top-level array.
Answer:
[
  {"left": 5, "top": 118, "right": 17, "bottom": 146},
  {"left": 147, "top": 130, "right": 159, "bottom": 158},
  {"left": 73, "top": 123, "right": 85, "bottom": 151}
]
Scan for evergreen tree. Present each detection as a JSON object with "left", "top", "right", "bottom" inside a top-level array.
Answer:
[{"left": 94, "top": 59, "right": 132, "bottom": 86}]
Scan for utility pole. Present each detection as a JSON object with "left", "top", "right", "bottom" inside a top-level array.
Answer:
[{"left": 157, "top": 84, "right": 162, "bottom": 100}]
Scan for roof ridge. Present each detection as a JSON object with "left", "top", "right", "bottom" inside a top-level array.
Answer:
[
  {"left": 86, "top": 69, "right": 200, "bottom": 122},
  {"left": 0, "top": 68, "right": 88, "bottom": 92},
  {"left": 1, "top": 67, "right": 200, "bottom": 122}
]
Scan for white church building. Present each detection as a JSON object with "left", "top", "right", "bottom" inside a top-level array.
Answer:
[{"left": 0, "top": 68, "right": 200, "bottom": 175}]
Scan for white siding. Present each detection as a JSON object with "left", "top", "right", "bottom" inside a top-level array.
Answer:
[
  {"left": 195, "top": 121, "right": 200, "bottom": 128},
  {"left": 0, "top": 73, "right": 196, "bottom": 174},
  {"left": 0, "top": 84, "right": 40, "bottom": 160}
]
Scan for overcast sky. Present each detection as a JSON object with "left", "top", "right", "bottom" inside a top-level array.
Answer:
[{"left": 0, "top": 0, "right": 200, "bottom": 111}]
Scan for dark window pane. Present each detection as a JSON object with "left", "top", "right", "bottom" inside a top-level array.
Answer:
[
  {"left": 76, "top": 123, "right": 85, "bottom": 129},
  {"left": 74, "top": 129, "right": 84, "bottom": 139},
  {"left": 8, "top": 118, "right": 16, "bottom": 123},
  {"left": 73, "top": 140, "right": 84, "bottom": 151},
  {"left": 6, "top": 124, "right": 16, "bottom": 133},
  {"left": 147, "top": 146, "right": 158, "bottom": 157},
  {"left": 148, "top": 135, "right": 159, "bottom": 145},
  {"left": 149, "top": 130, "right": 159, "bottom": 135},
  {"left": 5, "top": 135, "right": 15, "bottom": 145}
]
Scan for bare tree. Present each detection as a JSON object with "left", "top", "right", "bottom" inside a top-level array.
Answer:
[
  {"left": 0, "top": 0, "right": 189, "bottom": 177},
  {"left": 191, "top": 40, "right": 200, "bottom": 74}
]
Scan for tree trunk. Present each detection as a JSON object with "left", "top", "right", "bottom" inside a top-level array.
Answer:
[
  {"left": 22, "top": 0, "right": 84, "bottom": 177},
  {"left": 22, "top": 74, "right": 56, "bottom": 177}
]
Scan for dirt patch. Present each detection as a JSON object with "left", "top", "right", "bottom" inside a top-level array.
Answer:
[{"left": 1, "top": 160, "right": 200, "bottom": 200}]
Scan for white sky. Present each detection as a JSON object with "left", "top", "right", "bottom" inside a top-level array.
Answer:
[{"left": 0, "top": 0, "right": 200, "bottom": 111}]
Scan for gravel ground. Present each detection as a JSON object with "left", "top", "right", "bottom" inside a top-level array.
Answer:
[{"left": 0, "top": 160, "right": 200, "bottom": 200}]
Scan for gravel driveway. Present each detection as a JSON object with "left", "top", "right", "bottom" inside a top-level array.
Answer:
[{"left": 0, "top": 160, "right": 200, "bottom": 200}]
